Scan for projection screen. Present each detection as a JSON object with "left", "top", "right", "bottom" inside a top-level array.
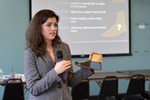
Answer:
[{"left": 30, "top": 0, "right": 131, "bottom": 57}]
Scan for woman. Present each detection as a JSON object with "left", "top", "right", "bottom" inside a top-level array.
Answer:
[{"left": 24, "top": 9, "right": 94, "bottom": 100}]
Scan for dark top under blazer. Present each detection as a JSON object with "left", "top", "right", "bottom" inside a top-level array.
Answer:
[{"left": 24, "top": 42, "right": 94, "bottom": 100}]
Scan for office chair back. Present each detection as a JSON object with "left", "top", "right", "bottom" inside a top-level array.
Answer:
[
  {"left": 98, "top": 76, "right": 118, "bottom": 100},
  {"left": 71, "top": 81, "right": 89, "bottom": 100},
  {"left": 3, "top": 78, "right": 24, "bottom": 100},
  {"left": 126, "top": 74, "right": 145, "bottom": 96}
]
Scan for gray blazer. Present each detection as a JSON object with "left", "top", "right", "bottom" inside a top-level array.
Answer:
[{"left": 24, "top": 42, "right": 94, "bottom": 100}]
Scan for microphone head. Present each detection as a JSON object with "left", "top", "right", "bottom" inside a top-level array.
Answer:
[{"left": 57, "top": 50, "right": 63, "bottom": 60}]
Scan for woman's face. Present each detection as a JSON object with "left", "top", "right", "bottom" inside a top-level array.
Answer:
[{"left": 41, "top": 17, "right": 58, "bottom": 43}]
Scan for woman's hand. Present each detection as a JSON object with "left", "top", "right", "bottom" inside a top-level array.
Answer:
[{"left": 54, "top": 60, "right": 71, "bottom": 74}]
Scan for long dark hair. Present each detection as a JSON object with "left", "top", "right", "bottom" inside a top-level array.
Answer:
[{"left": 26, "top": 9, "right": 62, "bottom": 56}]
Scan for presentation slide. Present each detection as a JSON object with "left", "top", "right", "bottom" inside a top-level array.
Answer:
[{"left": 31, "top": 0, "right": 130, "bottom": 56}]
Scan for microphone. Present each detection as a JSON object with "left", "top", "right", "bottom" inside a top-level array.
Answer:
[
  {"left": 56, "top": 50, "right": 63, "bottom": 61},
  {"left": 56, "top": 50, "right": 65, "bottom": 82}
]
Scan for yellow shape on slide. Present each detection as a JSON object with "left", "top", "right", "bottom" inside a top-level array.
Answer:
[{"left": 102, "top": 11, "right": 127, "bottom": 37}]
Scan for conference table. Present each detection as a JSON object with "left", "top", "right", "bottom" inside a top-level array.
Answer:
[
  {"left": 0, "top": 69, "right": 150, "bottom": 84},
  {"left": 0, "top": 74, "right": 25, "bottom": 85},
  {"left": 88, "top": 69, "right": 150, "bottom": 95},
  {"left": 116, "top": 69, "right": 150, "bottom": 78},
  {"left": 88, "top": 69, "right": 150, "bottom": 80},
  {"left": 1, "top": 69, "right": 150, "bottom": 84}
]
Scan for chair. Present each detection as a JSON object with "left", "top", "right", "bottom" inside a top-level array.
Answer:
[
  {"left": 3, "top": 78, "right": 24, "bottom": 100},
  {"left": 98, "top": 76, "right": 118, "bottom": 100},
  {"left": 71, "top": 81, "right": 89, "bottom": 100},
  {"left": 123, "top": 74, "right": 145, "bottom": 100}
]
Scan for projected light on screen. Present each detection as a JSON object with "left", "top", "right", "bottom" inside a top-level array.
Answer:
[{"left": 30, "top": 0, "right": 131, "bottom": 57}]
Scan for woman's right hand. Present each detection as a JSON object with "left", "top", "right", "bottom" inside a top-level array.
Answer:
[{"left": 54, "top": 60, "right": 71, "bottom": 74}]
